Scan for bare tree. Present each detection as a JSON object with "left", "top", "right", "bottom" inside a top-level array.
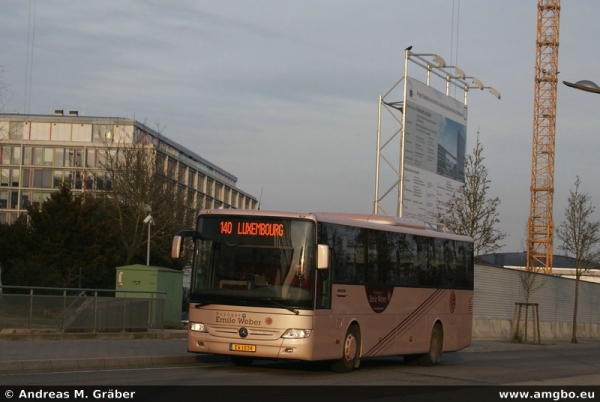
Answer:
[
  {"left": 556, "top": 176, "right": 600, "bottom": 343},
  {"left": 97, "top": 123, "right": 191, "bottom": 267},
  {"left": 438, "top": 131, "right": 507, "bottom": 255},
  {"left": 517, "top": 226, "right": 546, "bottom": 303}
]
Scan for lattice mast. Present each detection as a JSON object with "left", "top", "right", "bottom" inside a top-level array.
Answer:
[{"left": 527, "top": 0, "right": 561, "bottom": 274}]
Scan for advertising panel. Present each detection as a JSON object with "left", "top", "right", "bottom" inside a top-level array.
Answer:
[{"left": 402, "top": 77, "right": 468, "bottom": 222}]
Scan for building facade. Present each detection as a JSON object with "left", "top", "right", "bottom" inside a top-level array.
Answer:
[{"left": 0, "top": 111, "right": 258, "bottom": 224}]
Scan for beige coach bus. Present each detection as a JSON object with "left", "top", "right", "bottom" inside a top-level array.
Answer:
[{"left": 172, "top": 209, "right": 474, "bottom": 372}]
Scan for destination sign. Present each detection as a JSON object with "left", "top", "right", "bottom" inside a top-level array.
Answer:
[{"left": 219, "top": 221, "right": 284, "bottom": 237}]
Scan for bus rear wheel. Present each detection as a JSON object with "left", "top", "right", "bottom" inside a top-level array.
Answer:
[
  {"left": 418, "top": 322, "right": 443, "bottom": 366},
  {"left": 331, "top": 324, "right": 360, "bottom": 373},
  {"left": 231, "top": 356, "right": 254, "bottom": 366}
]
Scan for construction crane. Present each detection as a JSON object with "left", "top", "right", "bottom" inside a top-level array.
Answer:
[{"left": 526, "top": 0, "right": 561, "bottom": 275}]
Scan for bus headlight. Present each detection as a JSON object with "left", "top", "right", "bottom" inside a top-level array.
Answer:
[
  {"left": 281, "top": 329, "right": 312, "bottom": 339},
  {"left": 189, "top": 322, "right": 208, "bottom": 332}
]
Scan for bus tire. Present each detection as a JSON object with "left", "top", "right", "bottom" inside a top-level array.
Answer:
[
  {"left": 417, "top": 322, "right": 443, "bottom": 367},
  {"left": 231, "top": 356, "right": 254, "bottom": 366},
  {"left": 331, "top": 324, "right": 360, "bottom": 373}
]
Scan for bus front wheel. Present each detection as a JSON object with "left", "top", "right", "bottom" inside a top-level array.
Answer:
[{"left": 331, "top": 324, "right": 360, "bottom": 373}]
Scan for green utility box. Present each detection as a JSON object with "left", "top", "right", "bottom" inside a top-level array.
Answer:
[{"left": 115, "top": 264, "right": 183, "bottom": 327}]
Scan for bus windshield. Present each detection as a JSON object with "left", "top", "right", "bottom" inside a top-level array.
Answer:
[{"left": 190, "top": 216, "right": 315, "bottom": 310}]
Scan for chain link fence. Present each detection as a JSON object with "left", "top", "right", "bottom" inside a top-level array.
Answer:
[{"left": 0, "top": 286, "right": 166, "bottom": 333}]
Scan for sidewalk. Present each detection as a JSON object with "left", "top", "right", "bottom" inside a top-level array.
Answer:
[
  {"left": 0, "top": 330, "right": 204, "bottom": 374},
  {"left": 1, "top": 331, "right": 599, "bottom": 375}
]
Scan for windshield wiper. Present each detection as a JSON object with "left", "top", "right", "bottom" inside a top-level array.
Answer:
[{"left": 264, "top": 298, "right": 299, "bottom": 315}]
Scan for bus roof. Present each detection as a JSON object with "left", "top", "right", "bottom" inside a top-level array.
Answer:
[{"left": 199, "top": 209, "right": 473, "bottom": 243}]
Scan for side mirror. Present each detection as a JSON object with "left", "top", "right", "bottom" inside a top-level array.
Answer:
[
  {"left": 171, "top": 230, "right": 197, "bottom": 259},
  {"left": 171, "top": 235, "right": 184, "bottom": 259},
  {"left": 317, "top": 244, "right": 329, "bottom": 269}
]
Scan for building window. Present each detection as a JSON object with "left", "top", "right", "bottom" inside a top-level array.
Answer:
[
  {"left": 11, "top": 147, "right": 21, "bottom": 165},
  {"left": 9, "top": 122, "right": 24, "bottom": 139},
  {"left": 187, "top": 189, "right": 195, "bottom": 208},
  {"left": 178, "top": 163, "right": 186, "bottom": 183},
  {"left": 70, "top": 171, "right": 83, "bottom": 189},
  {"left": 167, "top": 157, "right": 176, "bottom": 176},
  {"left": 1, "top": 146, "right": 10, "bottom": 165},
  {"left": 197, "top": 173, "right": 205, "bottom": 192},
  {"left": 215, "top": 183, "right": 223, "bottom": 201},
  {"left": 41, "top": 170, "right": 52, "bottom": 188},
  {"left": 224, "top": 187, "right": 231, "bottom": 204},
  {"left": 11, "top": 169, "right": 19, "bottom": 187},
  {"left": 54, "top": 148, "right": 65, "bottom": 167},
  {"left": 33, "top": 148, "right": 43, "bottom": 166},
  {"left": 0, "top": 191, "right": 7, "bottom": 208},
  {"left": 20, "top": 191, "right": 30, "bottom": 209},
  {"left": 1, "top": 169, "right": 8, "bottom": 186},
  {"left": 188, "top": 169, "right": 196, "bottom": 187},
  {"left": 85, "top": 172, "right": 95, "bottom": 190},
  {"left": 33, "top": 169, "right": 52, "bottom": 188},
  {"left": 67, "top": 148, "right": 83, "bottom": 167},
  {"left": 22, "top": 169, "right": 31, "bottom": 188},
  {"left": 97, "top": 172, "right": 112, "bottom": 191},
  {"left": 23, "top": 147, "right": 33, "bottom": 165},
  {"left": 86, "top": 149, "right": 96, "bottom": 168},
  {"left": 93, "top": 124, "right": 112, "bottom": 143},
  {"left": 53, "top": 171, "right": 64, "bottom": 188},
  {"left": 43, "top": 148, "right": 53, "bottom": 166},
  {"left": 10, "top": 191, "right": 17, "bottom": 209}
]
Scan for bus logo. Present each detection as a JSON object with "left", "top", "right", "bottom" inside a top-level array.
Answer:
[{"left": 365, "top": 286, "right": 394, "bottom": 314}]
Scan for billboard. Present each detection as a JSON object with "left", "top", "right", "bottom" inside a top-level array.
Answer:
[{"left": 401, "top": 77, "right": 468, "bottom": 222}]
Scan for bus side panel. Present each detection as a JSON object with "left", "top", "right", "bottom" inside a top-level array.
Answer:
[
  {"left": 329, "top": 284, "right": 473, "bottom": 359},
  {"left": 312, "top": 310, "right": 343, "bottom": 361},
  {"left": 440, "top": 289, "right": 473, "bottom": 352}
]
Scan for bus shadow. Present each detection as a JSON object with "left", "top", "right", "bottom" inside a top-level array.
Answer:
[{"left": 198, "top": 355, "right": 411, "bottom": 373}]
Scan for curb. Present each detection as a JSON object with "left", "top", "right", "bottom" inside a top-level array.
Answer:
[
  {"left": 0, "top": 331, "right": 188, "bottom": 342},
  {"left": 2, "top": 355, "right": 198, "bottom": 374}
]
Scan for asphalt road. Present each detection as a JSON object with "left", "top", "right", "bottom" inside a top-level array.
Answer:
[{"left": 3, "top": 341, "right": 600, "bottom": 386}]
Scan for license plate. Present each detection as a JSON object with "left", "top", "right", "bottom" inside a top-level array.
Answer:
[{"left": 229, "top": 343, "right": 256, "bottom": 352}]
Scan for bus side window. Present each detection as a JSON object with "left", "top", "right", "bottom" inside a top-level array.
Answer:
[{"left": 316, "top": 248, "right": 332, "bottom": 309}]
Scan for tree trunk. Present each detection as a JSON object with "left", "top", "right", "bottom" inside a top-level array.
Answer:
[{"left": 571, "top": 277, "right": 579, "bottom": 344}]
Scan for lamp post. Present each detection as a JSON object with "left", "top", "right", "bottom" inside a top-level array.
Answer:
[
  {"left": 563, "top": 80, "right": 600, "bottom": 94},
  {"left": 142, "top": 204, "right": 153, "bottom": 266}
]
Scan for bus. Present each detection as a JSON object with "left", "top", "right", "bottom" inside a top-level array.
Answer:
[{"left": 171, "top": 209, "right": 474, "bottom": 372}]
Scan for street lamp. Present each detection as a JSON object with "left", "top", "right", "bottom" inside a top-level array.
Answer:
[
  {"left": 563, "top": 80, "right": 600, "bottom": 94},
  {"left": 408, "top": 52, "right": 447, "bottom": 68},
  {"left": 482, "top": 86, "right": 501, "bottom": 100},
  {"left": 142, "top": 204, "right": 153, "bottom": 266}
]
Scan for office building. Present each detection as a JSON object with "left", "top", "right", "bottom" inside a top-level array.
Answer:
[{"left": 0, "top": 111, "right": 258, "bottom": 224}]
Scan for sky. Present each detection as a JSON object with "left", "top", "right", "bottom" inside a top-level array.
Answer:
[{"left": 2, "top": 0, "right": 600, "bottom": 254}]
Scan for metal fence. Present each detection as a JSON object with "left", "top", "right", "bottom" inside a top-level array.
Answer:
[{"left": 0, "top": 286, "right": 166, "bottom": 333}]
